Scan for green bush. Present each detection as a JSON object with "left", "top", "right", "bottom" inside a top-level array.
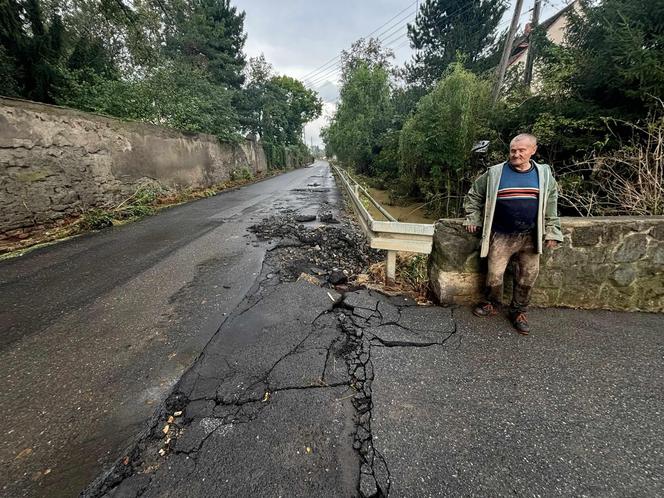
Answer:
[
  {"left": 80, "top": 209, "right": 114, "bottom": 230},
  {"left": 58, "top": 62, "right": 240, "bottom": 141},
  {"left": 230, "top": 167, "right": 253, "bottom": 181},
  {"left": 118, "top": 204, "right": 155, "bottom": 218},
  {"left": 263, "top": 142, "right": 311, "bottom": 170},
  {"left": 322, "top": 62, "right": 392, "bottom": 174},
  {"left": 399, "top": 63, "right": 494, "bottom": 216}
]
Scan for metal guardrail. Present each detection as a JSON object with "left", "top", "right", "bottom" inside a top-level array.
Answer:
[{"left": 331, "top": 164, "right": 434, "bottom": 281}]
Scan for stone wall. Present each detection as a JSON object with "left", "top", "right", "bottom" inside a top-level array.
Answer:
[
  {"left": 0, "top": 97, "right": 270, "bottom": 238},
  {"left": 429, "top": 217, "right": 664, "bottom": 312}
]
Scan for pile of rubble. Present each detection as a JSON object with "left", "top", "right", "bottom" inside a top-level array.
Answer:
[{"left": 250, "top": 214, "right": 382, "bottom": 285}]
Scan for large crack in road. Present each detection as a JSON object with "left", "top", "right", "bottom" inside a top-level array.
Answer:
[
  {"left": 80, "top": 207, "right": 664, "bottom": 498},
  {"left": 82, "top": 207, "right": 460, "bottom": 497},
  {"left": 78, "top": 166, "right": 664, "bottom": 498},
  {"left": 7, "top": 160, "right": 662, "bottom": 497},
  {"left": 338, "top": 289, "right": 459, "bottom": 497}
]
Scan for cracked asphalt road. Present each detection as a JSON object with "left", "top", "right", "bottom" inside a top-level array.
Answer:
[
  {"left": 4, "top": 158, "right": 663, "bottom": 497},
  {"left": 0, "top": 160, "right": 340, "bottom": 497},
  {"left": 369, "top": 306, "right": 664, "bottom": 497},
  {"left": 85, "top": 226, "right": 664, "bottom": 498}
]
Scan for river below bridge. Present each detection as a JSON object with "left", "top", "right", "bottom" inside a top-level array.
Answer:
[{"left": 364, "top": 186, "right": 437, "bottom": 224}]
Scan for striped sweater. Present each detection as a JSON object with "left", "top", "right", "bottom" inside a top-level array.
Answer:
[{"left": 492, "top": 162, "right": 540, "bottom": 234}]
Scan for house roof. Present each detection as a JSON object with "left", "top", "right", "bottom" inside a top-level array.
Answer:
[{"left": 507, "top": 0, "right": 579, "bottom": 65}]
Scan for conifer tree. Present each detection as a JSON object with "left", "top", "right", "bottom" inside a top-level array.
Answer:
[
  {"left": 405, "top": 0, "right": 507, "bottom": 87},
  {"left": 167, "top": 0, "right": 247, "bottom": 89}
]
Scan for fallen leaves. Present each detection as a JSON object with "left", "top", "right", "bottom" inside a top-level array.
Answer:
[
  {"left": 297, "top": 272, "right": 320, "bottom": 286},
  {"left": 158, "top": 411, "right": 185, "bottom": 457},
  {"left": 15, "top": 448, "right": 32, "bottom": 460}
]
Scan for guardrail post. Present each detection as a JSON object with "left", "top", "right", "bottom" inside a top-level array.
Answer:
[
  {"left": 353, "top": 184, "right": 359, "bottom": 197},
  {"left": 386, "top": 250, "right": 396, "bottom": 283}
]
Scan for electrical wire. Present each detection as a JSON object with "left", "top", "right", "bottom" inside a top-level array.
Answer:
[
  {"left": 306, "top": 1, "right": 478, "bottom": 89},
  {"left": 300, "top": 0, "right": 419, "bottom": 82}
]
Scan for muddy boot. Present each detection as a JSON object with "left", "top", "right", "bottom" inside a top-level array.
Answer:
[
  {"left": 473, "top": 302, "right": 498, "bottom": 317},
  {"left": 511, "top": 311, "right": 530, "bottom": 335}
]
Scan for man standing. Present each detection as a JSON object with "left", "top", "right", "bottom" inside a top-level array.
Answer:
[{"left": 463, "top": 134, "right": 563, "bottom": 334}]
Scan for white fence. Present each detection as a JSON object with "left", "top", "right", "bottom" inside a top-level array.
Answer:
[{"left": 331, "top": 164, "right": 434, "bottom": 281}]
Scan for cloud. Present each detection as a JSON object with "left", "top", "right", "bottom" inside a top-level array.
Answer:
[
  {"left": 234, "top": 0, "right": 418, "bottom": 143},
  {"left": 304, "top": 101, "right": 337, "bottom": 147}
]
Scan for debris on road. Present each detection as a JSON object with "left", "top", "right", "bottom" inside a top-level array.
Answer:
[{"left": 250, "top": 214, "right": 382, "bottom": 285}]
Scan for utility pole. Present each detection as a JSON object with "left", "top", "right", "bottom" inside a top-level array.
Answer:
[
  {"left": 492, "top": 0, "right": 525, "bottom": 104},
  {"left": 524, "top": 0, "right": 542, "bottom": 88}
]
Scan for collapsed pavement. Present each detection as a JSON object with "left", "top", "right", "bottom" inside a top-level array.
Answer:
[
  {"left": 82, "top": 191, "right": 664, "bottom": 497},
  {"left": 82, "top": 209, "right": 459, "bottom": 498},
  {"left": 249, "top": 212, "right": 382, "bottom": 284}
]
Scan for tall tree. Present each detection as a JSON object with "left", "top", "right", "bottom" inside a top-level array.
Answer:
[
  {"left": 323, "top": 62, "right": 393, "bottom": 174},
  {"left": 564, "top": 0, "right": 664, "bottom": 112},
  {"left": 267, "top": 75, "right": 322, "bottom": 145},
  {"left": 239, "top": 56, "right": 322, "bottom": 145},
  {"left": 237, "top": 54, "right": 274, "bottom": 137},
  {"left": 0, "top": 0, "right": 25, "bottom": 95},
  {"left": 167, "top": 0, "right": 247, "bottom": 89},
  {"left": 405, "top": 0, "right": 507, "bottom": 87},
  {"left": 339, "top": 37, "right": 394, "bottom": 84},
  {"left": 399, "top": 63, "right": 493, "bottom": 214},
  {"left": 0, "top": 0, "right": 64, "bottom": 102}
]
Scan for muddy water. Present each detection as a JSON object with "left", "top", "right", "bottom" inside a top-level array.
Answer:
[{"left": 364, "top": 187, "right": 437, "bottom": 224}]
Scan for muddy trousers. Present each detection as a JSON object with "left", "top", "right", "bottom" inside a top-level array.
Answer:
[{"left": 483, "top": 232, "right": 540, "bottom": 314}]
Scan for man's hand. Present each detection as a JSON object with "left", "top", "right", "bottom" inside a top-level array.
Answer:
[
  {"left": 545, "top": 240, "right": 559, "bottom": 249},
  {"left": 466, "top": 225, "right": 479, "bottom": 234}
]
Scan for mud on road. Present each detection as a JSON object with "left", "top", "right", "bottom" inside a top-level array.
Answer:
[{"left": 250, "top": 212, "right": 382, "bottom": 284}]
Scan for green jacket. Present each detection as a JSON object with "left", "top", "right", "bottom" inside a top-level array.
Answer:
[{"left": 463, "top": 161, "right": 564, "bottom": 257}]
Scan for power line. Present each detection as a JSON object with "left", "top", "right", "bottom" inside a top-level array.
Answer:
[
  {"left": 301, "top": 1, "right": 418, "bottom": 82},
  {"left": 393, "top": 38, "right": 412, "bottom": 51},
  {"left": 303, "top": 17, "right": 415, "bottom": 85},
  {"left": 364, "top": 0, "right": 418, "bottom": 39},
  {"left": 381, "top": 29, "right": 409, "bottom": 48},
  {"left": 305, "top": 28, "right": 412, "bottom": 87},
  {"left": 307, "top": 0, "right": 516, "bottom": 92},
  {"left": 305, "top": 29, "right": 411, "bottom": 89},
  {"left": 305, "top": 26, "right": 413, "bottom": 87},
  {"left": 371, "top": 8, "right": 416, "bottom": 42},
  {"left": 305, "top": 10, "right": 431, "bottom": 87},
  {"left": 302, "top": 2, "right": 416, "bottom": 82},
  {"left": 306, "top": 1, "right": 479, "bottom": 90},
  {"left": 306, "top": 66, "right": 342, "bottom": 88}
]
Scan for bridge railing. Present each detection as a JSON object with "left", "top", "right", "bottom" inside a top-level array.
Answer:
[{"left": 331, "top": 164, "right": 434, "bottom": 281}]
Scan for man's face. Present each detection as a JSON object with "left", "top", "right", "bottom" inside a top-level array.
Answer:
[{"left": 509, "top": 139, "right": 537, "bottom": 168}]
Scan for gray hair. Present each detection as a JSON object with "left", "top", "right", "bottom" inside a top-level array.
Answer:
[{"left": 510, "top": 133, "right": 537, "bottom": 146}]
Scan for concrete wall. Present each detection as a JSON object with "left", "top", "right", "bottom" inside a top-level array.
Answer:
[
  {"left": 429, "top": 217, "right": 664, "bottom": 312},
  {"left": 0, "top": 97, "right": 270, "bottom": 238}
]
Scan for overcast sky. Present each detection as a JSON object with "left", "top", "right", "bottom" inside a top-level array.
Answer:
[{"left": 233, "top": 0, "right": 572, "bottom": 146}]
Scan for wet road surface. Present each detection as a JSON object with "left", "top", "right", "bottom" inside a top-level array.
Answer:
[
  {"left": 86, "top": 281, "right": 664, "bottom": 498},
  {"left": 0, "top": 160, "right": 338, "bottom": 497},
  {"left": 4, "top": 158, "right": 663, "bottom": 497}
]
